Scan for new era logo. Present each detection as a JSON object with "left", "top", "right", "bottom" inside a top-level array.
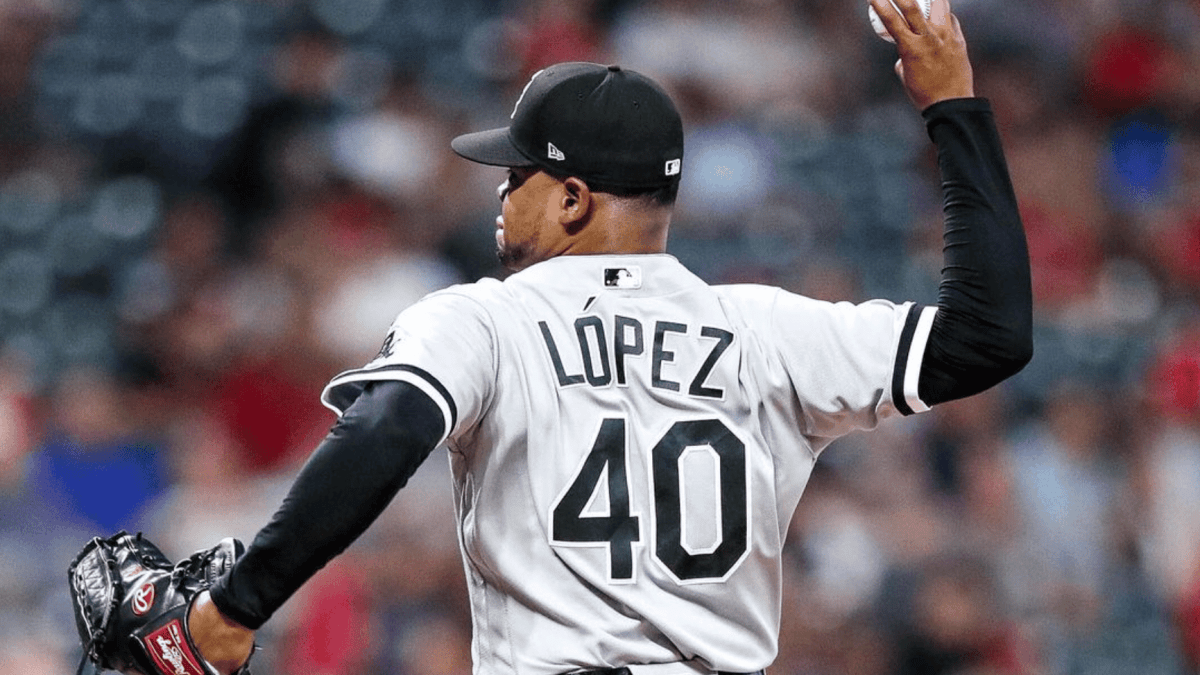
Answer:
[
  {"left": 548, "top": 143, "right": 565, "bottom": 161},
  {"left": 665, "top": 159, "right": 681, "bottom": 176}
]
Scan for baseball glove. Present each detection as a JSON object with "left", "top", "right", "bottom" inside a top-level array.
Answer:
[{"left": 68, "top": 531, "right": 250, "bottom": 675}]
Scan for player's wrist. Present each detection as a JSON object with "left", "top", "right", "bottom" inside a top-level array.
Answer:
[{"left": 188, "top": 592, "right": 255, "bottom": 675}]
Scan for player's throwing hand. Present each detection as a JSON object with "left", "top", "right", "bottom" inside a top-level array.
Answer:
[{"left": 870, "top": 0, "right": 974, "bottom": 110}]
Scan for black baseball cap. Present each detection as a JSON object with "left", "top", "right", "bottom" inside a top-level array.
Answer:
[{"left": 451, "top": 62, "right": 684, "bottom": 189}]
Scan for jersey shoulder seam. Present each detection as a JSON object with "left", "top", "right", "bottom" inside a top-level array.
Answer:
[{"left": 429, "top": 282, "right": 504, "bottom": 412}]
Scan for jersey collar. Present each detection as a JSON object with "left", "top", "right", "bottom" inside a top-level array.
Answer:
[{"left": 507, "top": 254, "right": 706, "bottom": 296}]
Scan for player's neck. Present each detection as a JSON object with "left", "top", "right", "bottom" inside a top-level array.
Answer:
[{"left": 565, "top": 202, "right": 671, "bottom": 256}]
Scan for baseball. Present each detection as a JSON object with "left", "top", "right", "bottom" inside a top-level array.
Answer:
[{"left": 869, "top": 0, "right": 933, "bottom": 43}]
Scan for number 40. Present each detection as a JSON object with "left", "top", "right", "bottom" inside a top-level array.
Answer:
[{"left": 550, "top": 418, "right": 749, "bottom": 583}]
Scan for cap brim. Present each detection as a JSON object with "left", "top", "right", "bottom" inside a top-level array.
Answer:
[{"left": 451, "top": 127, "right": 535, "bottom": 168}]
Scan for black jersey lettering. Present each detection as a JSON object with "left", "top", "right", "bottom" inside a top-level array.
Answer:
[
  {"left": 688, "top": 327, "right": 734, "bottom": 399},
  {"left": 652, "top": 321, "right": 687, "bottom": 392},
  {"left": 575, "top": 316, "right": 613, "bottom": 387},
  {"left": 543, "top": 317, "right": 734, "bottom": 398},
  {"left": 613, "top": 315, "right": 644, "bottom": 386},
  {"left": 540, "top": 320, "right": 585, "bottom": 386}
]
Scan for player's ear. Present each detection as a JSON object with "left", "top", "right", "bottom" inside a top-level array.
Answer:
[{"left": 559, "top": 177, "right": 592, "bottom": 230}]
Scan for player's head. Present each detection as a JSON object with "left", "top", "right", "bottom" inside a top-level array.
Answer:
[
  {"left": 451, "top": 63, "right": 684, "bottom": 270},
  {"left": 452, "top": 62, "right": 684, "bottom": 197}
]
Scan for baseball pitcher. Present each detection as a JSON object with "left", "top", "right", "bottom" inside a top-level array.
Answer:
[{"left": 67, "top": 2, "right": 1031, "bottom": 675}]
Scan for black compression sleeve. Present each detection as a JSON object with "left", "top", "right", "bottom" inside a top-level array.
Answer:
[
  {"left": 917, "top": 98, "right": 1033, "bottom": 406},
  {"left": 208, "top": 380, "right": 445, "bottom": 629}
]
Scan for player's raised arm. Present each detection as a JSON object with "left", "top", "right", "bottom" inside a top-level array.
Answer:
[{"left": 875, "top": 0, "right": 1033, "bottom": 407}]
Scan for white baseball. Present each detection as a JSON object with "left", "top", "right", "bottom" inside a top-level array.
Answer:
[{"left": 869, "top": 0, "right": 933, "bottom": 43}]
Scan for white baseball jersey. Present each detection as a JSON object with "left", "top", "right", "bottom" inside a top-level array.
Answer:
[{"left": 321, "top": 254, "right": 936, "bottom": 675}]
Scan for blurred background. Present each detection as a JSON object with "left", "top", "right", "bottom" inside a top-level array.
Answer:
[{"left": 2, "top": 0, "right": 1200, "bottom": 673}]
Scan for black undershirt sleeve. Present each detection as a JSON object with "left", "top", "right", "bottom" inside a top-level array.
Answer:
[
  {"left": 916, "top": 97, "right": 1033, "bottom": 406},
  {"left": 208, "top": 379, "right": 445, "bottom": 629}
]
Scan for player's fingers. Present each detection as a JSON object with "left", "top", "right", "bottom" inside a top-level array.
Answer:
[
  {"left": 894, "top": 59, "right": 905, "bottom": 81},
  {"left": 949, "top": 11, "right": 965, "bottom": 39},
  {"left": 891, "top": 0, "right": 928, "bottom": 34},
  {"left": 929, "top": 0, "right": 952, "bottom": 29},
  {"left": 869, "top": 0, "right": 910, "bottom": 42}
]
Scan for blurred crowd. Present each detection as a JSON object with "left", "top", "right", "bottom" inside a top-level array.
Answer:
[{"left": 2, "top": 0, "right": 1200, "bottom": 673}]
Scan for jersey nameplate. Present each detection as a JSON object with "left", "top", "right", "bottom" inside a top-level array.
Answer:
[{"left": 538, "top": 316, "right": 733, "bottom": 399}]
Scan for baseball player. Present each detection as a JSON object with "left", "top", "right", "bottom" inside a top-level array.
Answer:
[{"left": 139, "top": 1, "right": 1033, "bottom": 674}]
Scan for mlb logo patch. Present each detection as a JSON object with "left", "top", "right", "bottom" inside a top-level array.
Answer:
[{"left": 604, "top": 267, "right": 642, "bottom": 289}]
